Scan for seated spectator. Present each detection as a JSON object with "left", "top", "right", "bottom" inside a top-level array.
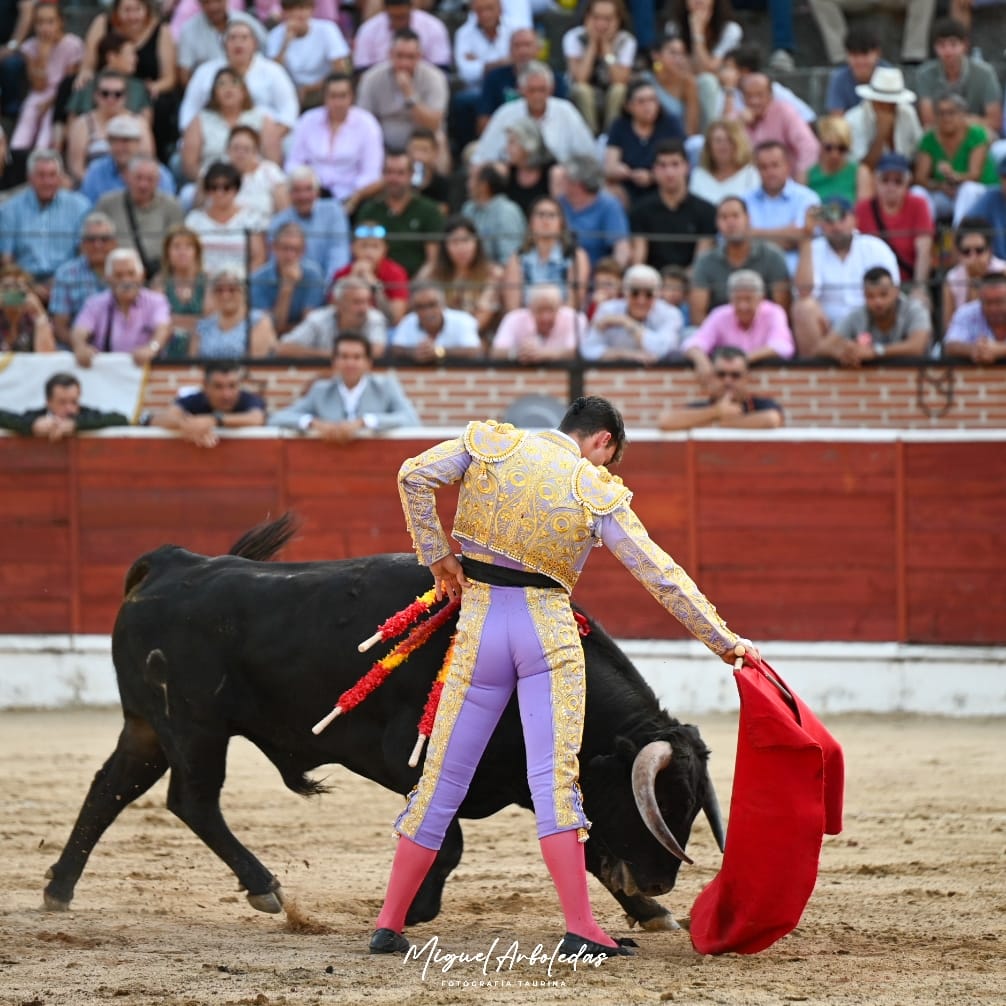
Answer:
[
  {"left": 968, "top": 159, "right": 1006, "bottom": 260},
  {"left": 499, "top": 119, "right": 555, "bottom": 216},
  {"left": 62, "top": 32, "right": 152, "bottom": 125},
  {"left": 179, "top": 21, "right": 299, "bottom": 139},
  {"left": 683, "top": 269, "right": 793, "bottom": 381},
  {"left": 557, "top": 155, "right": 631, "bottom": 268},
  {"left": 0, "top": 372, "right": 128, "bottom": 438},
  {"left": 406, "top": 128, "right": 452, "bottom": 213},
  {"left": 825, "top": 25, "right": 888, "bottom": 116},
  {"left": 267, "top": 0, "right": 350, "bottom": 110},
  {"left": 417, "top": 216, "right": 503, "bottom": 340},
  {"left": 49, "top": 213, "right": 117, "bottom": 347},
  {"left": 226, "top": 125, "right": 289, "bottom": 221},
  {"left": 942, "top": 217, "right": 1006, "bottom": 323},
  {"left": 473, "top": 61, "right": 596, "bottom": 168},
  {"left": 819, "top": 265, "right": 932, "bottom": 366},
  {"left": 690, "top": 195, "right": 790, "bottom": 323},
  {"left": 77, "top": 0, "right": 178, "bottom": 159},
  {"left": 151, "top": 361, "right": 266, "bottom": 446},
  {"left": 647, "top": 24, "right": 700, "bottom": 138},
  {"left": 356, "top": 29, "right": 450, "bottom": 160},
  {"left": 658, "top": 345, "right": 784, "bottom": 429},
  {"left": 562, "top": 0, "right": 636, "bottom": 135},
  {"left": 854, "top": 153, "right": 934, "bottom": 292},
  {"left": 332, "top": 221, "right": 411, "bottom": 325},
  {"left": 807, "top": 115, "right": 858, "bottom": 205},
  {"left": 490, "top": 282, "right": 586, "bottom": 361},
  {"left": 0, "top": 265, "right": 55, "bottom": 352},
  {"left": 581, "top": 263, "right": 684, "bottom": 362},
  {"left": 276, "top": 275, "right": 389, "bottom": 358},
  {"left": 153, "top": 225, "right": 213, "bottom": 356},
  {"left": 0, "top": 150, "right": 90, "bottom": 294},
  {"left": 96, "top": 155, "right": 185, "bottom": 279},
  {"left": 915, "top": 18, "right": 1001, "bottom": 137},
  {"left": 270, "top": 167, "right": 351, "bottom": 283},
  {"left": 588, "top": 257, "right": 623, "bottom": 319},
  {"left": 461, "top": 165, "right": 526, "bottom": 266},
  {"left": 501, "top": 196, "right": 592, "bottom": 311},
  {"left": 390, "top": 282, "right": 483, "bottom": 361},
  {"left": 80, "top": 114, "right": 174, "bottom": 206},
  {"left": 689, "top": 119, "right": 760, "bottom": 205},
  {"left": 808, "top": 0, "right": 933, "bottom": 67},
  {"left": 193, "top": 270, "right": 277, "bottom": 358},
  {"left": 352, "top": 0, "right": 451, "bottom": 72},
  {"left": 630, "top": 138, "right": 716, "bottom": 272},
  {"left": 847, "top": 68, "right": 924, "bottom": 196},
  {"left": 249, "top": 222, "right": 326, "bottom": 335},
  {"left": 661, "top": 264, "right": 691, "bottom": 324},
  {"left": 185, "top": 161, "right": 268, "bottom": 277},
  {"left": 605, "top": 80, "right": 685, "bottom": 207},
  {"left": 914, "top": 92, "right": 995, "bottom": 224},
  {"left": 943, "top": 272, "right": 1006, "bottom": 362},
  {"left": 732, "top": 73, "right": 819, "bottom": 184},
  {"left": 181, "top": 67, "right": 283, "bottom": 186},
  {"left": 270, "top": 331, "right": 420, "bottom": 438},
  {"left": 449, "top": 0, "right": 515, "bottom": 157},
  {"left": 70, "top": 248, "right": 171, "bottom": 366},
  {"left": 8, "top": 2, "right": 82, "bottom": 156},
  {"left": 284, "top": 74, "right": 383, "bottom": 211},
  {"left": 355, "top": 151, "right": 445, "bottom": 278},
  {"left": 744, "top": 139, "right": 821, "bottom": 274},
  {"left": 793, "top": 195, "right": 900, "bottom": 356},
  {"left": 66, "top": 83, "right": 154, "bottom": 189},
  {"left": 722, "top": 43, "right": 817, "bottom": 126},
  {"left": 177, "top": 0, "right": 267, "bottom": 88},
  {"left": 476, "top": 27, "right": 568, "bottom": 133},
  {"left": 672, "top": 0, "right": 743, "bottom": 78}
]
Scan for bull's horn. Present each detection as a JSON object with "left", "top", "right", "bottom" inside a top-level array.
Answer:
[
  {"left": 703, "top": 766, "right": 726, "bottom": 853},
  {"left": 630, "top": 741, "right": 694, "bottom": 865}
]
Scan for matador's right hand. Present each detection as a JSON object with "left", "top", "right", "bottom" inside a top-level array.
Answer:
[{"left": 430, "top": 554, "right": 470, "bottom": 602}]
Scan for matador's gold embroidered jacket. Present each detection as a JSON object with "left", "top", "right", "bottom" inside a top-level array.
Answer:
[{"left": 398, "top": 420, "right": 739, "bottom": 658}]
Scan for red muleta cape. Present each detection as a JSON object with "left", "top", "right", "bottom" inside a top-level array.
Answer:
[{"left": 690, "top": 657, "right": 845, "bottom": 955}]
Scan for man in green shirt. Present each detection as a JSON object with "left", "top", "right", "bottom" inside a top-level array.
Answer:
[{"left": 355, "top": 150, "right": 444, "bottom": 278}]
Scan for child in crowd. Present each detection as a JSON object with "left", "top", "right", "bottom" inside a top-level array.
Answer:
[
  {"left": 587, "top": 257, "right": 623, "bottom": 319},
  {"left": 661, "top": 265, "right": 691, "bottom": 326}
]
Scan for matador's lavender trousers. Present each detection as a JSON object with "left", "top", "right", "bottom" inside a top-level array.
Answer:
[{"left": 395, "top": 579, "right": 591, "bottom": 848}]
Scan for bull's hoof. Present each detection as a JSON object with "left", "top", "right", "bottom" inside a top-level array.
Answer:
[
  {"left": 247, "top": 886, "right": 284, "bottom": 914},
  {"left": 42, "top": 891, "right": 71, "bottom": 912},
  {"left": 632, "top": 912, "right": 680, "bottom": 932}
]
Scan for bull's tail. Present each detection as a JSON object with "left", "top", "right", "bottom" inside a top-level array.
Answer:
[{"left": 228, "top": 512, "right": 299, "bottom": 562}]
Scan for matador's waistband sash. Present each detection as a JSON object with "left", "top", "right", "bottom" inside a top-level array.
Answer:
[{"left": 460, "top": 555, "right": 563, "bottom": 591}]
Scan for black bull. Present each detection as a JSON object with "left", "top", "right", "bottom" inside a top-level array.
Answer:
[{"left": 43, "top": 516, "right": 725, "bottom": 931}]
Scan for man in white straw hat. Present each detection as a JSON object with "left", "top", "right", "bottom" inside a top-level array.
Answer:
[
  {"left": 809, "top": 0, "right": 935, "bottom": 67},
  {"left": 845, "top": 66, "right": 924, "bottom": 180}
]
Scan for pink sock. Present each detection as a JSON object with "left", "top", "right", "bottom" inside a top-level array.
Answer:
[
  {"left": 374, "top": 835, "right": 438, "bottom": 933},
  {"left": 539, "top": 830, "right": 616, "bottom": 947}
]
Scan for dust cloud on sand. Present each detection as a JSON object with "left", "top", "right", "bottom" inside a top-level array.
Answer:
[{"left": 0, "top": 709, "right": 1002, "bottom": 1005}]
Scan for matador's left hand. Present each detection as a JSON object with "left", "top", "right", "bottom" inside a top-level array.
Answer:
[{"left": 430, "top": 554, "right": 470, "bottom": 602}]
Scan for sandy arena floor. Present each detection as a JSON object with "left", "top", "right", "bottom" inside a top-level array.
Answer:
[{"left": 0, "top": 708, "right": 1002, "bottom": 1006}]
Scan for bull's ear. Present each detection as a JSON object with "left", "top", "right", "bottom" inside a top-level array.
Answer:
[{"left": 613, "top": 735, "right": 639, "bottom": 764}]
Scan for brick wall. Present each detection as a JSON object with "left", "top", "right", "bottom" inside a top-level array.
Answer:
[{"left": 145, "top": 363, "right": 1006, "bottom": 428}]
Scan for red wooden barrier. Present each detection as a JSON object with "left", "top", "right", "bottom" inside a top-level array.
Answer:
[{"left": 0, "top": 433, "right": 1003, "bottom": 643}]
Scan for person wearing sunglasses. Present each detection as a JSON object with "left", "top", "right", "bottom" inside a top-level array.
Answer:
[
  {"left": 807, "top": 114, "right": 858, "bottom": 206},
  {"left": 684, "top": 268, "right": 793, "bottom": 385},
  {"left": 941, "top": 216, "right": 1006, "bottom": 324},
  {"left": 821, "top": 265, "right": 932, "bottom": 367},
  {"left": 332, "top": 221, "right": 410, "bottom": 326},
  {"left": 659, "top": 345, "right": 784, "bottom": 429},
  {"left": 580, "top": 263, "right": 683, "bottom": 362},
  {"left": 49, "top": 212, "right": 118, "bottom": 347}
]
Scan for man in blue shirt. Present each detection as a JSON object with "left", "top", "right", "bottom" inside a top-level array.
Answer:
[
  {"left": 269, "top": 167, "right": 351, "bottom": 283},
  {"left": 968, "top": 160, "right": 1006, "bottom": 261},
  {"left": 0, "top": 149, "right": 90, "bottom": 293},
  {"left": 825, "top": 25, "right": 890, "bottom": 114},
  {"left": 557, "top": 155, "right": 630, "bottom": 268},
  {"left": 249, "top": 222, "right": 326, "bottom": 335},
  {"left": 80, "top": 115, "right": 176, "bottom": 206}
]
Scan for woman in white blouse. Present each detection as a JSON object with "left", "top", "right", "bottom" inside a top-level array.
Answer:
[{"left": 689, "top": 119, "right": 760, "bottom": 203}]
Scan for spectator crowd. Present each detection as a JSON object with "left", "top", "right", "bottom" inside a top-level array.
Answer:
[{"left": 1, "top": 0, "right": 1005, "bottom": 438}]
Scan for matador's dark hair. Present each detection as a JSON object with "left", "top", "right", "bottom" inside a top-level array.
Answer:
[{"left": 559, "top": 396, "right": 626, "bottom": 464}]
